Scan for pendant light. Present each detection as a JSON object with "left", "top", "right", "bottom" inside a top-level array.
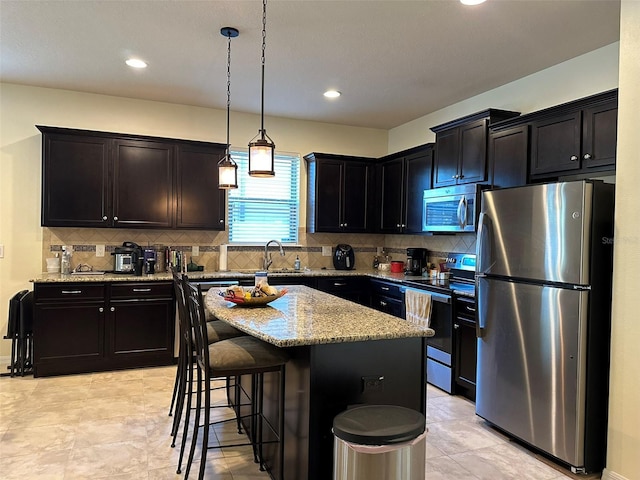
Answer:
[
  {"left": 248, "top": 0, "right": 275, "bottom": 177},
  {"left": 218, "top": 27, "right": 239, "bottom": 189}
]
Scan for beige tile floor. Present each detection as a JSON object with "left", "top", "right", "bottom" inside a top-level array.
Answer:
[{"left": 0, "top": 365, "right": 592, "bottom": 479}]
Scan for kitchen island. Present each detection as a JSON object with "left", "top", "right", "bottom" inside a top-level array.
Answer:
[{"left": 205, "top": 285, "right": 433, "bottom": 480}]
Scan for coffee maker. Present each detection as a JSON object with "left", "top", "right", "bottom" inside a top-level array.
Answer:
[{"left": 405, "top": 248, "right": 428, "bottom": 276}]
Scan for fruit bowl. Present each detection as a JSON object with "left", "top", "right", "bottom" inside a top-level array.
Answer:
[{"left": 219, "top": 289, "right": 287, "bottom": 307}]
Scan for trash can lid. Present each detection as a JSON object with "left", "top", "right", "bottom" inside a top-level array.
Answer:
[{"left": 333, "top": 405, "right": 425, "bottom": 445}]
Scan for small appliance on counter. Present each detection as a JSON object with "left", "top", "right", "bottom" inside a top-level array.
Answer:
[
  {"left": 112, "top": 241, "right": 143, "bottom": 273},
  {"left": 405, "top": 248, "right": 428, "bottom": 276},
  {"left": 333, "top": 244, "right": 355, "bottom": 270}
]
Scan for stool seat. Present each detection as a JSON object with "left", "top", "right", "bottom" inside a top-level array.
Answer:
[
  {"left": 206, "top": 320, "right": 243, "bottom": 343},
  {"left": 209, "top": 336, "right": 288, "bottom": 373}
]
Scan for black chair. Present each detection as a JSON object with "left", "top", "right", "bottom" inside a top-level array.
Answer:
[
  {"left": 168, "top": 271, "right": 245, "bottom": 473},
  {"left": 3, "top": 290, "right": 33, "bottom": 377},
  {"left": 183, "top": 277, "right": 288, "bottom": 480}
]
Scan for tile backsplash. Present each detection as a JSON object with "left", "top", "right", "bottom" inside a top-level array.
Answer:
[{"left": 43, "top": 227, "right": 476, "bottom": 273}]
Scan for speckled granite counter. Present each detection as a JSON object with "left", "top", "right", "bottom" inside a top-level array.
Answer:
[{"left": 204, "top": 285, "right": 434, "bottom": 347}]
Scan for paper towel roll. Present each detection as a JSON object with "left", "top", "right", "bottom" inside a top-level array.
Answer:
[{"left": 219, "top": 244, "right": 228, "bottom": 271}]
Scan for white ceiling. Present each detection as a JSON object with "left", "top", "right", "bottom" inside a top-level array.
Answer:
[{"left": 0, "top": 0, "right": 620, "bottom": 130}]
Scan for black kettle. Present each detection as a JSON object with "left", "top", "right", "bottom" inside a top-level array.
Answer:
[{"left": 333, "top": 244, "right": 355, "bottom": 270}]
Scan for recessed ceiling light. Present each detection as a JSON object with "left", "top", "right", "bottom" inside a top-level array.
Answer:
[
  {"left": 125, "top": 58, "right": 147, "bottom": 69},
  {"left": 324, "top": 90, "right": 341, "bottom": 98},
  {"left": 460, "top": 0, "right": 486, "bottom": 5}
]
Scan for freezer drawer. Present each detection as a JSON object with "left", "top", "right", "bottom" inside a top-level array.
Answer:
[{"left": 476, "top": 277, "right": 589, "bottom": 468}]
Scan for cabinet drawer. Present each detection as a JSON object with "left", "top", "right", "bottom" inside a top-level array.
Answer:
[
  {"left": 369, "top": 280, "right": 403, "bottom": 300},
  {"left": 315, "top": 277, "right": 362, "bottom": 292},
  {"left": 35, "top": 283, "right": 106, "bottom": 302},
  {"left": 371, "top": 294, "right": 404, "bottom": 318},
  {"left": 110, "top": 282, "right": 173, "bottom": 300}
]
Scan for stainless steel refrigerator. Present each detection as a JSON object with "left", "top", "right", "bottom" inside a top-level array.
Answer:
[{"left": 475, "top": 180, "right": 614, "bottom": 474}]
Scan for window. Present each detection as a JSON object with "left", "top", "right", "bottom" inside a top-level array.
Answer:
[{"left": 227, "top": 150, "right": 300, "bottom": 244}]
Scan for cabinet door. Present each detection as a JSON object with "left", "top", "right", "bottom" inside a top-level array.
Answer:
[
  {"left": 458, "top": 119, "right": 487, "bottom": 184},
  {"left": 113, "top": 139, "right": 174, "bottom": 228},
  {"left": 582, "top": 100, "right": 617, "bottom": 169},
  {"left": 433, "top": 128, "right": 459, "bottom": 187},
  {"left": 313, "top": 160, "right": 343, "bottom": 232},
  {"left": 109, "top": 300, "right": 174, "bottom": 366},
  {"left": 531, "top": 112, "right": 581, "bottom": 176},
  {"left": 488, "top": 125, "right": 529, "bottom": 188},
  {"left": 454, "top": 319, "right": 477, "bottom": 400},
  {"left": 378, "top": 158, "right": 404, "bottom": 233},
  {"left": 33, "top": 302, "right": 106, "bottom": 375},
  {"left": 175, "top": 144, "right": 226, "bottom": 230},
  {"left": 342, "top": 162, "right": 371, "bottom": 232},
  {"left": 42, "top": 133, "right": 110, "bottom": 227},
  {"left": 403, "top": 149, "right": 433, "bottom": 233}
]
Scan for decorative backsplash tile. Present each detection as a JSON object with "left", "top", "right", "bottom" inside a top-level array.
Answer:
[{"left": 43, "top": 227, "right": 476, "bottom": 273}]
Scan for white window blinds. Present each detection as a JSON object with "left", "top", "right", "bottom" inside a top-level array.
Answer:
[{"left": 228, "top": 151, "right": 300, "bottom": 244}]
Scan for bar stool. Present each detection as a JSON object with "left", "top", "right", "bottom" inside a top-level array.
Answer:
[
  {"left": 168, "top": 271, "right": 244, "bottom": 473},
  {"left": 183, "top": 277, "right": 288, "bottom": 480}
]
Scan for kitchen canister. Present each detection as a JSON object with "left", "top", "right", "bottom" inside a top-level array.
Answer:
[{"left": 391, "top": 261, "right": 405, "bottom": 273}]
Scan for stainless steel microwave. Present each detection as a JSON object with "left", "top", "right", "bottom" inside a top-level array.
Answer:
[{"left": 422, "top": 184, "right": 490, "bottom": 233}]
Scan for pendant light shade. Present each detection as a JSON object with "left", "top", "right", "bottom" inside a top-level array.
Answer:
[
  {"left": 218, "top": 27, "right": 239, "bottom": 189},
  {"left": 248, "top": 0, "right": 275, "bottom": 177}
]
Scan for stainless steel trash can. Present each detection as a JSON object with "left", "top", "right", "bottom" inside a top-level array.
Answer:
[{"left": 333, "top": 405, "right": 426, "bottom": 480}]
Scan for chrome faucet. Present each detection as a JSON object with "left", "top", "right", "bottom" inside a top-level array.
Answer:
[{"left": 263, "top": 239, "right": 285, "bottom": 271}]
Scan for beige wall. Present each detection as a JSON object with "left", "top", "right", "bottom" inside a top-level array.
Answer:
[
  {"left": 388, "top": 42, "right": 620, "bottom": 154},
  {"left": 605, "top": 2, "right": 640, "bottom": 479}
]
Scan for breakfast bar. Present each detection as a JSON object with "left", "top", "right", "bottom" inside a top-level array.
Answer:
[{"left": 205, "top": 285, "right": 434, "bottom": 480}]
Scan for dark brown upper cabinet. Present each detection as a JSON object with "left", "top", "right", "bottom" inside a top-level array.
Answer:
[
  {"left": 38, "top": 126, "right": 226, "bottom": 230},
  {"left": 377, "top": 144, "right": 433, "bottom": 234},
  {"left": 487, "top": 124, "right": 530, "bottom": 189},
  {"left": 175, "top": 143, "right": 226, "bottom": 230},
  {"left": 431, "top": 109, "right": 520, "bottom": 188},
  {"left": 305, "top": 152, "right": 375, "bottom": 233},
  {"left": 530, "top": 90, "right": 618, "bottom": 179}
]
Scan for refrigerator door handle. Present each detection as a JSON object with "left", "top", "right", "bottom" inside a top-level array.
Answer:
[{"left": 476, "top": 311, "right": 485, "bottom": 338}]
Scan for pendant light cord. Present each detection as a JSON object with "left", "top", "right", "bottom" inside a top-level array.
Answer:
[
  {"left": 226, "top": 31, "right": 232, "bottom": 155},
  {"left": 260, "top": 0, "right": 267, "bottom": 135}
]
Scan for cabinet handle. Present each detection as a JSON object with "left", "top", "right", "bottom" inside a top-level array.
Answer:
[
  {"left": 113, "top": 216, "right": 119, "bottom": 221},
  {"left": 333, "top": 282, "right": 347, "bottom": 287},
  {"left": 583, "top": 153, "right": 592, "bottom": 160},
  {"left": 219, "top": 219, "right": 224, "bottom": 224},
  {"left": 452, "top": 175, "right": 458, "bottom": 179},
  {"left": 396, "top": 224, "right": 401, "bottom": 228},
  {"left": 133, "top": 288, "right": 152, "bottom": 292},
  {"left": 380, "top": 301, "right": 387, "bottom": 307},
  {"left": 110, "top": 307, "right": 115, "bottom": 312},
  {"left": 454, "top": 323, "right": 460, "bottom": 329},
  {"left": 61, "top": 290, "right": 82, "bottom": 294},
  {"left": 401, "top": 224, "right": 406, "bottom": 228},
  {"left": 466, "top": 305, "right": 476, "bottom": 313},
  {"left": 343, "top": 222, "right": 347, "bottom": 227},
  {"left": 99, "top": 307, "right": 104, "bottom": 313},
  {"left": 570, "top": 155, "right": 579, "bottom": 162},
  {"left": 102, "top": 216, "right": 108, "bottom": 221},
  {"left": 381, "top": 286, "right": 390, "bottom": 291}
]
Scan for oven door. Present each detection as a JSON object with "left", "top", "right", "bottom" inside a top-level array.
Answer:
[{"left": 402, "top": 287, "right": 454, "bottom": 392}]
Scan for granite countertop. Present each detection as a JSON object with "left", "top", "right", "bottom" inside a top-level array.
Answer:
[
  {"left": 204, "top": 285, "right": 434, "bottom": 348},
  {"left": 30, "top": 268, "right": 450, "bottom": 289}
]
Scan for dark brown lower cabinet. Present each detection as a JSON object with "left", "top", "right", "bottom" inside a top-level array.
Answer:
[
  {"left": 454, "top": 296, "right": 477, "bottom": 401},
  {"left": 33, "top": 281, "right": 174, "bottom": 377}
]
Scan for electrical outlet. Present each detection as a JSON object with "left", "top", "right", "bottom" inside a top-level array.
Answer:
[
  {"left": 192, "top": 245, "right": 199, "bottom": 257},
  {"left": 0, "top": 244, "right": 4, "bottom": 258},
  {"left": 377, "top": 246, "right": 383, "bottom": 255},
  {"left": 95, "top": 245, "right": 105, "bottom": 257},
  {"left": 322, "top": 246, "right": 332, "bottom": 257}
]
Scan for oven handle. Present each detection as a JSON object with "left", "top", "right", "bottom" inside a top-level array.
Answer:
[{"left": 400, "top": 286, "right": 451, "bottom": 304}]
